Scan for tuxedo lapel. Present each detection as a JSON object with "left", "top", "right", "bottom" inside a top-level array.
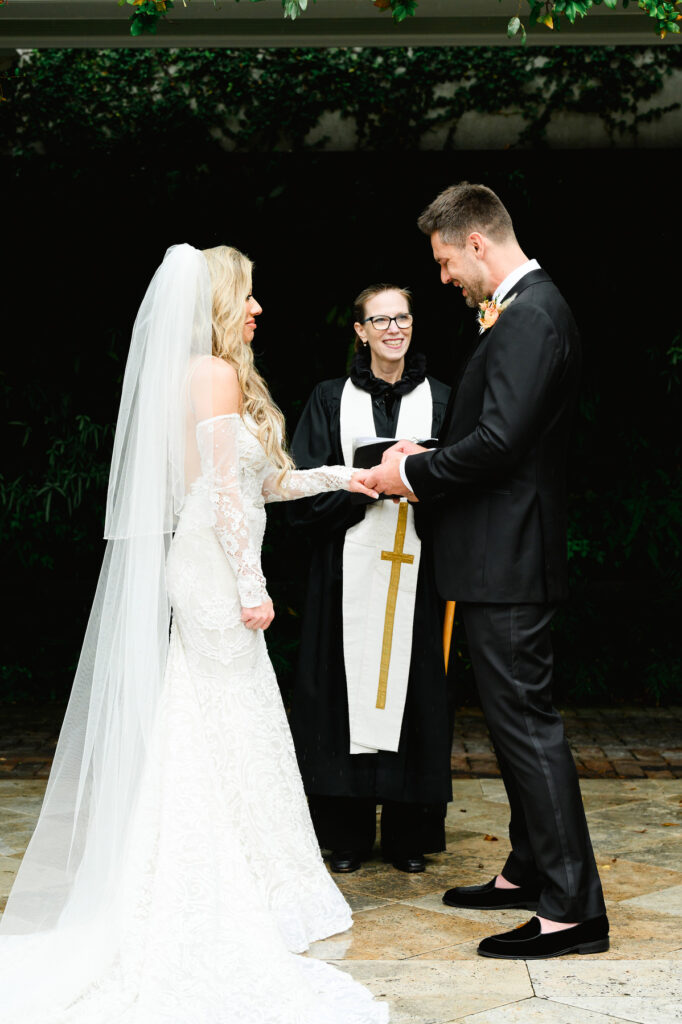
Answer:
[
  {"left": 440, "top": 269, "right": 553, "bottom": 442},
  {"left": 499, "top": 268, "right": 551, "bottom": 302}
]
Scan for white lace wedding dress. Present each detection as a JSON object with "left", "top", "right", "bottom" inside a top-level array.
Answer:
[{"left": 0, "top": 412, "right": 388, "bottom": 1024}]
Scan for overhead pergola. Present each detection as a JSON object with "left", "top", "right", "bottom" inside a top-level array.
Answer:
[{"left": 0, "top": 0, "right": 677, "bottom": 49}]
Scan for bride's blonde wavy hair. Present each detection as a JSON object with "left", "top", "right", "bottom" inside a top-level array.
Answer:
[{"left": 202, "top": 245, "right": 294, "bottom": 476}]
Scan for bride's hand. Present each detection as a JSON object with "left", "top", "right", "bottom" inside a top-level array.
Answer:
[
  {"left": 350, "top": 472, "right": 380, "bottom": 500},
  {"left": 241, "top": 600, "right": 275, "bottom": 630}
]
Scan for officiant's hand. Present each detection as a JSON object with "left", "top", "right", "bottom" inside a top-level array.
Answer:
[
  {"left": 349, "top": 472, "right": 380, "bottom": 500},
  {"left": 381, "top": 440, "right": 429, "bottom": 461},
  {"left": 242, "top": 600, "right": 275, "bottom": 631}
]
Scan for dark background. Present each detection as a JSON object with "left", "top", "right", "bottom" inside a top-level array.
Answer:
[{"left": 2, "top": 118, "right": 681, "bottom": 709}]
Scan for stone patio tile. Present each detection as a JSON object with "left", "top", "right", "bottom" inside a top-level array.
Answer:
[
  {"left": 579, "top": 792, "right": 646, "bottom": 813},
  {"left": 439, "top": 835, "right": 513, "bottom": 881},
  {"left": 528, "top": 960, "right": 682, "bottom": 1024},
  {"left": 333, "top": 959, "right": 532, "bottom": 1024},
  {"left": 451, "top": 996, "right": 637, "bottom": 1023},
  {"left": 396, "top": 894, "right": 527, "bottom": 932},
  {"left": 409, "top": 943, "right": 484, "bottom": 961},
  {"left": 619, "top": 883, "right": 682, "bottom": 916},
  {"left": 310, "top": 903, "right": 488, "bottom": 961},
  {"left": 0, "top": 795, "right": 46, "bottom": 817},
  {"left": 588, "top": 821, "right": 682, "bottom": 857},
  {"left": 596, "top": 839, "right": 682, "bottom": 869},
  {"left": 450, "top": 781, "right": 485, "bottom": 799},
  {"left": 0, "top": 779, "right": 47, "bottom": 795},
  {"left": 587, "top": 799, "right": 682, "bottom": 831},
  {"left": 333, "top": 869, "right": 449, "bottom": 904},
  {"left": 581, "top": 780, "right": 672, "bottom": 796},
  {"left": 342, "top": 892, "right": 396, "bottom": 913},
  {"left": 443, "top": 807, "right": 513, "bottom": 837},
  {"left": 0, "top": 824, "right": 34, "bottom": 858},
  {"left": 0, "top": 853, "right": 21, "bottom": 897},
  {"left": 591, "top": 856, "right": 682, "bottom": 902},
  {"left": 0, "top": 808, "right": 37, "bottom": 827}
]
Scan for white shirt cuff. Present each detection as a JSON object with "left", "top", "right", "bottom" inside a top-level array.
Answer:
[{"left": 399, "top": 455, "right": 412, "bottom": 492}]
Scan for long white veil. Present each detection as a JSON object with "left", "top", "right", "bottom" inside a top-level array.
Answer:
[{"left": 0, "top": 244, "right": 212, "bottom": 1006}]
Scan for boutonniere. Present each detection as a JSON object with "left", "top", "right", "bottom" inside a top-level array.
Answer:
[{"left": 476, "top": 293, "right": 517, "bottom": 334}]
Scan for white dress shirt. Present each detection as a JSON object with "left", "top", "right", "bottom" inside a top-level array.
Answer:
[
  {"left": 493, "top": 258, "right": 540, "bottom": 304},
  {"left": 398, "top": 258, "right": 541, "bottom": 492}
]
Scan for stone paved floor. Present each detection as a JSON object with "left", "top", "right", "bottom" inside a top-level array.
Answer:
[
  {"left": 2, "top": 704, "right": 682, "bottom": 780},
  {"left": 450, "top": 707, "right": 682, "bottom": 780},
  {"left": 1, "top": 777, "right": 681, "bottom": 1023}
]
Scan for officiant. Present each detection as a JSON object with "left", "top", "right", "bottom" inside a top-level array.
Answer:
[{"left": 287, "top": 284, "right": 453, "bottom": 874}]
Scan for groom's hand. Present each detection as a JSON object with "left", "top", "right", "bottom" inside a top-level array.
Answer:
[
  {"left": 361, "top": 461, "right": 418, "bottom": 502},
  {"left": 381, "top": 440, "right": 428, "bottom": 462}
]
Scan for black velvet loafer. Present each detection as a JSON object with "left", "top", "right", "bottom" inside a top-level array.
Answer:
[
  {"left": 442, "top": 877, "right": 540, "bottom": 911},
  {"left": 391, "top": 855, "right": 426, "bottom": 874},
  {"left": 478, "top": 914, "right": 610, "bottom": 960},
  {"left": 330, "top": 850, "right": 363, "bottom": 873}
]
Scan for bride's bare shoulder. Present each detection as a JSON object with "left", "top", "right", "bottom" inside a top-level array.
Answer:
[{"left": 190, "top": 356, "right": 241, "bottom": 417}]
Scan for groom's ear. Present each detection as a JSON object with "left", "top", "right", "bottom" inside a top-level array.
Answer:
[{"left": 468, "top": 232, "right": 486, "bottom": 259}]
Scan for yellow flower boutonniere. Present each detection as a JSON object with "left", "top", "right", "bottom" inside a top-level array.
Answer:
[{"left": 476, "top": 293, "right": 517, "bottom": 334}]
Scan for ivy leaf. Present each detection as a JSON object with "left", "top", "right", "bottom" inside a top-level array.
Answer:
[{"left": 507, "top": 15, "right": 521, "bottom": 35}]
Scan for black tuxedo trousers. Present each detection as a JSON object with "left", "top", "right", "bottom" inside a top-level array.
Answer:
[{"left": 459, "top": 602, "right": 605, "bottom": 922}]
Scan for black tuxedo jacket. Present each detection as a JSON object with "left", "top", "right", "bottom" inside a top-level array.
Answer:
[{"left": 405, "top": 269, "right": 580, "bottom": 603}]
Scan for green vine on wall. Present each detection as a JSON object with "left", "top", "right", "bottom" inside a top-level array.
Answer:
[
  {"left": 122, "top": 0, "right": 418, "bottom": 36},
  {"left": 508, "top": 1, "right": 681, "bottom": 42},
  {"left": 118, "top": 0, "right": 682, "bottom": 41},
  {"left": 0, "top": 0, "right": 678, "bottom": 38},
  {"left": 4, "top": 47, "right": 682, "bottom": 158}
]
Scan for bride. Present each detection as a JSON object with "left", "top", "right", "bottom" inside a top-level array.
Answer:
[{"left": 0, "top": 244, "right": 388, "bottom": 1023}]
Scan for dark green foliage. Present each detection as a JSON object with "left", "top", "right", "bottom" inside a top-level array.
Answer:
[
  {"left": 1, "top": 48, "right": 680, "bottom": 708},
  {"left": 4, "top": 46, "right": 682, "bottom": 159},
  {"left": 505, "top": 0, "right": 681, "bottom": 39}
]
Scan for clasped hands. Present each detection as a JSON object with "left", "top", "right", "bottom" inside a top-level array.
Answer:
[
  {"left": 243, "top": 441, "right": 426, "bottom": 631},
  {"left": 350, "top": 439, "right": 428, "bottom": 503}
]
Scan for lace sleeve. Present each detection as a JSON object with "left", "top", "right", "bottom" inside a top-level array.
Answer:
[
  {"left": 196, "top": 415, "right": 270, "bottom": 608},
  {"left": 262, "top": 465, "right": 355, "bottom": 504}
]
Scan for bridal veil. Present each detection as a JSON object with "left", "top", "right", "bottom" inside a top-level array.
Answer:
[{"left": 0, "top": 244, "right": 213, "bottom": 1010}]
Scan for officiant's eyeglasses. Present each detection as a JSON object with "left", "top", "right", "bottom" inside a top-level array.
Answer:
[{"left": 362, "top": 314, "right": 414, "bottom": 331}]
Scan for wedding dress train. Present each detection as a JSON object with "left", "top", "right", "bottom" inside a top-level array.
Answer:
[{"left": 0, "top": 411, "right": 389, "bottom": 1024}]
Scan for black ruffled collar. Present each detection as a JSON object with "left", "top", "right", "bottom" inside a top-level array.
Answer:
[{"left": 350, "top": 347, "right": 427, "bottom": 397}]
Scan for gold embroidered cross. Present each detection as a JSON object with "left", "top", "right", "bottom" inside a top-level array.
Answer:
[{"left": 376, "top": 501, "right": 414, "bottom": 710}]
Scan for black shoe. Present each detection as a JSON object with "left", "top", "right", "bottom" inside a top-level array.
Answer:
[
  {"left": 391, "top": 854, "right": 426, "bottom": 873},
  {"left": 478, "top": 914, "right": 610, "bottom": 960},
  {"left": 330, "top": 850, "right": 363, "bottom": 873},
  {"left": 442, "top": 877, "right": 540, "bottom": 911}
]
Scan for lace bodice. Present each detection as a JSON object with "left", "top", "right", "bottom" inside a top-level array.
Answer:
[{"left": 181, "top": 414, "right": 353, "bottom": 608}]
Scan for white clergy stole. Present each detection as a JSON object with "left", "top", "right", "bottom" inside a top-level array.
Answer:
[{"left": 340, "top": 377, "right": 433, "bottom": 754}]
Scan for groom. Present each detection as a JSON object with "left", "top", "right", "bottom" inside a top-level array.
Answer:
[{"left": 360, "top": 183, "right": 608, "bottom": 959}]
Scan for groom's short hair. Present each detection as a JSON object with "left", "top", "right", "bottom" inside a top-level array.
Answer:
[{"left": 417, "top": 183, "right": 515, "bottom": 248}]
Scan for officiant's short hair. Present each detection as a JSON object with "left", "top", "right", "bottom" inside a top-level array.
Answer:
[{"left": 418, "top": 183, "right": 515, "bottom": 249}]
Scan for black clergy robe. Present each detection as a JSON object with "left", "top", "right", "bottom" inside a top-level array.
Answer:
[{"left": 287, "top": 350, "right": 453, "bottom": 854}]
